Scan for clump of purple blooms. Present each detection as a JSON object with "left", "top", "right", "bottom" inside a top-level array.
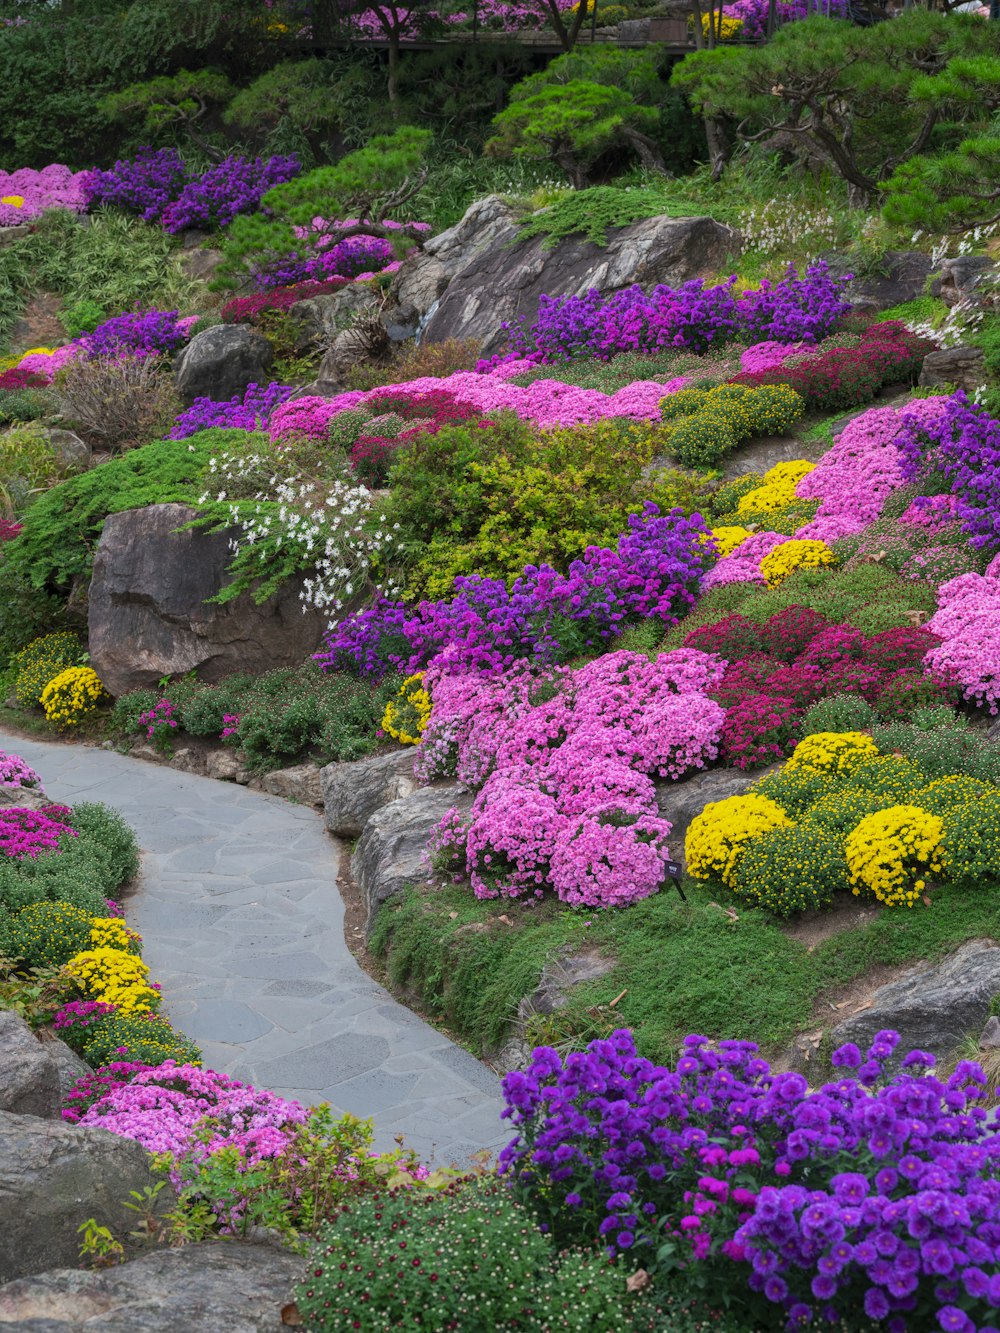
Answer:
[
  {"left": 79, "top": 308, "right": 195, "bottom": 361},
  {"left": 317, "top": 503, "right": 714, "bottom": 678},
  {"left": 84, "top": 147, "right": 302, "bottom": 232},
  {"left": 495, "top": 261, "right": 852, "bottom": 365},
  {"left": 169, "top": 381, "right": 294, "bottom": 440},
  {"left": 501, "top": 1026, "right": 1000, "bottom": 1333},
  {"left": 253, "top": 233, "right": 397, "bottom": 290}
]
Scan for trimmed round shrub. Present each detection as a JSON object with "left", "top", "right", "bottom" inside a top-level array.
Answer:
[
  {"left": 69, "top": 803, "right": 140, "bottom": 889},
  {"left": 6, "top": 900, "right": 93, "bottom": 969},
  {"left": 752, "top": 765, "right": 831, "bottom": 818},
  {"left": 81, "top": 1011, "right": 201, "bottom": 1067},
  {"left": 802, "top": 693, "right": 876, "bottom": 736},
  {"left": 295, "top": 1178, "right": 633, "bottom": 1333},
  {"left": 943, "top": 795, "right": 1000, "bottom": 891},
  {"left": 730, "top": 822, "right": 848, "bottom": 915}
]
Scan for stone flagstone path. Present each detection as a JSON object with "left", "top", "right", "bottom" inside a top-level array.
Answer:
[{"left": 1, "top": 731, "right": 509, "bottom": 1164}]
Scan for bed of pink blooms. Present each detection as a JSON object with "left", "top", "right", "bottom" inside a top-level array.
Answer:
[
  {"left": 11, "top": 314, "right": 202, "bottom": 382},
  {"left": 0, "top": 165, "right": 90, "bottom": 226},
  {"left": 926, "top": 554, "right": 1000, "bottom": 714},
  {"left": 420, "top": 647, "right": 726, "bottom": 908}
]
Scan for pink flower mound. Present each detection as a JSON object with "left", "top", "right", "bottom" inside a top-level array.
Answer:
[
  {"left": 899, "top": 493, "right": 960, "bottom": 529},
  {"left": 0, "top": 807, "right": 76, "bottom": 859},
  {"left": 740, "top": 341, "right": 806, "bottom": 373},
  {"left": 700, "top": 531, "right": 787, "bottom": 590},
  {"left": 792, "top": 404, "right": 917, "bottom": 543},
  {"left": 426, "top": 647, "right": 726, "bottom": 907},
  {"left": 268, "top": 369, "right": 691, "bottom": 437},
  {"left": 78, "top": 1062, "right": 309, "bottom": 1163},
  {"left": 925, "top": 570, "right": 1000, "bottom": 714},
  {"left": 17, "top": 344, "right": 80, "bottom": 381},
  {"left": 0, "top": 164, "right": 90, "bottom": 224}
]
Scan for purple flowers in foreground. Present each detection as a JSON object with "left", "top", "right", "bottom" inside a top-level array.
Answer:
[
  {"left": 501, "top": 1028, "right": 1000, "bottom": 1333},
  {"left": 80, "top": 308, "right": 194, "bottom": 361},
  {"left": 169, "top": 380, "right": 295, "bottom": 439},
  {"left": 317, "top": 503, "right": 713, "bottom": 677},
  {"left": 499, "top": 261, "right": 852, "bottom": 364}
]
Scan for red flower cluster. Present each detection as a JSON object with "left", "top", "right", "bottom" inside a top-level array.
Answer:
[
  {"left": 731, "top": 322, "right": 934, "bottom": 412},
  {"left": 0, "top": 519, "right": 22, "bottom": 542},
  {"left": 684, "top": 609, "right": 950, "bottom": 769},
  {"left": 0, "top": 368, "right": 48, "bottom": 391},
  {"left": 221, "top": 276, "right": 349, "bottom": 325},
  {"left": 350, "top": 388, "right": 490, "bottom": 487}
]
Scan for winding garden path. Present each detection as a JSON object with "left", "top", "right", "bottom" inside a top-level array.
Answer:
[{"left": 1, "top": 731, "right": 509, "bottom": 1164}]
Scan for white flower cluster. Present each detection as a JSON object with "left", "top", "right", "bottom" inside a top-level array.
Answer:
[
  {"left": 199, "top": 449, "right": 402, "bottom": 623},
  {"left": 737, "top": 201, "right": 840, "bottom": 257}
]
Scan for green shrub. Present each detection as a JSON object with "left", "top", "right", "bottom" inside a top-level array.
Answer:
[
  {"left": 0, "top": 387, "right": 56, "bottom": 427},
  {"left": 296, "top": 1178, "right": 633, "bottom": 1333},
  {"left": 751, "top": 765, "right": 831, "bottom": 818},
  {"left": 943, "top": 795, "right": 1000, "bottom": 891},
  {"left": 0, "top": 840, "right": 111, "bottom": 917},
  {"left": 0, "top": 556, "right": 65, "bottom": 663},
  {"left": 871, "top": 723, "right": 984, "bottom": 781},
  {"left": 657, "top": 382, "right": 804, "bottom": 469},
  {"left": 5, "top": 900, "right": 94, "bottom": 970},
  {"left": 81, "top": 1011, "right": 202, "bottom": 1067},
  {"left": 0, "top": 422, "right": 77, "bottom": 506},
  {"left": 802, "top": 693, "right": 876, "bottom": 736},
  {"left": 59, "top": 297, "right": 106, "bottom": 338},
  {"left": 707, "top": 471, "right": 764, "bottom": 520},
  {"left": 69, "top": 803, "right": 140, "bottom": 889},
  {"left": 730, "top": 822, "right": 848, "bottom": 915},
  {"left": 11, "top": 631, "right": 84, "bottom": 707}
]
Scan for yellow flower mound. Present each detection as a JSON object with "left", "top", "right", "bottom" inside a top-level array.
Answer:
[
  {"left": 40, "top": 666, "right": 107, "bottom": 727},
  {"left": 759, "top": 538, "right": 836, "bottom": 588},
  {"left": 686, "top": 793, "right": 793, "bottom": 887},
  {"left": 787, "top": 732, "right": 880, "bottom": 777},
  {"left": 738, "top": 460, "right": 815, "bottom": 515},
  {"left": 1, "top": 195, "right": 24, "bottom": 208},
  {"left": 845, "top": 804, "right": 947, "bottom": 907},
  {"left": 18, "top": 346, "right": 53, "bottom": 358},
  {"left": 89, "top": 917, "right": 142, "bottom": 955},
  {"left": 701, "top": 13, "right": 744, "bottom": 37},
  {"left": 381, "top": 671, "right": 432, "bottom": 746},
  {"left": 65, "top": 947, "right": 159, "bottom": 1014},
  {"left": 709, "top": 525, "right": 754, "bottom": 557}
]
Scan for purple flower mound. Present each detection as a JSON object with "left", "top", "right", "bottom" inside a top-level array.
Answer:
[
  {"left": 501, "top": 1028, "right": 1000, "bottom": 1333},
  {"left": 169, "top": 381, "right": 295, "bottom": 439},
  {"left": 80, "top": 308, "right": 190, "bottom": 361},
  {"left": 252, "top": 233, "right": 397, "bottom": 290},
  {"left": 84, "top": 147, "right": 189, "bottom": 223},
  {"left": 316, "top": 503, "right": 713, "bottom": 677},
  {"left": 500, "top": 261, "right": 852, "bottom": 364},
  {"left": 160, "top": 154, "right": 301, "bottom": 234}
]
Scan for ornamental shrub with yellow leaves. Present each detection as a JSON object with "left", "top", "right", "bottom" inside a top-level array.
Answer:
[
  {"left": 685, "top": 792, "right": 793, "bottom": 887},
  {"left": 845, "top": 804, "right": 947, "bottom": 907},
  {"left": 787, "top": 731, "right": 880, "bottom": 777},
  {"left": 65, "top": 946, "right": 159, "bottom": 1014},
  {"left": 40, "top": 665, "right": 107, "bottom": 727},
  {"left": 382, "top": 672, "right": 431, "bottom": 746},
  {"left": 759, "top": 538, "right": 836, "bottom": 588}
]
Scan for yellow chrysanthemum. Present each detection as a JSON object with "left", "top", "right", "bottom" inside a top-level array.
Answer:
[
  {"left": 787, "top": 731, "right": 880, "bottom": 777},
  {"left": 65, "top": 947, "right": 159, "bottom": 1014},
  {"left": 845, "top": 804, "right": 947, "bottom": 908},
  {"left": 759, "top": 538, "right": 836, "bottom": 588},
  {"left": 686, "top": 792, "right": 794, "bottom": 887},
  {"left": 382, "top": 672, "right": 432, "bottom": 746}
]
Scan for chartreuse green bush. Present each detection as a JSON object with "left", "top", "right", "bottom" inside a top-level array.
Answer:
[
  {"left": 296, "top": 1178, "right": 635, "bottom": 1333},
  {"left": 654, "top": 382, "right": 804, "bottom": 469}
]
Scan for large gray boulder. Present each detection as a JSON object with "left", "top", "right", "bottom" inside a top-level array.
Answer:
[
  {"left": 831, "top": 940, "right": 1000, "bottom": 1061},
  {"left": 933, "top": 255, "right": 998, "bottom": 308},
  {"left": 0, "top": 1241, "right": 303, "bottom": 1331},
  {"left": 825, "top": 250, "right": 936, "bottom": 313},
  {"left": 321, "top": 749, "right": 418, "bottom": 838},
  {"left": 88, "top": 504, "right": 326, "bottom": 698},
  {"left": 389, "top": 195, "right": 739, "bottom": 354},
  {"left": 0, "top": 1110, "right": 162, "bottom": 1283},
  {"left": 0, "top": 1012, "right": 60, "bottom": 1118},
  {"left": 352, "top": 785, "right": 472, "bottom": 931},
  {"left": 290, "top": 284, "right": 378, "bottom": 350},
  {"left": 919, "top": 345, "right": 987, "bottom": 394},
  {"left": 174, "top": 325, "right": 273, "bottom": 404},
  {"left": 656, "top": 767, "right": 763, "bottom": 865}
]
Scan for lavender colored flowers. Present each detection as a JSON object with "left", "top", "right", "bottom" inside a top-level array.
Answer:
[{"left": 169, "top": 381, "right": 295, "bottom": 439}]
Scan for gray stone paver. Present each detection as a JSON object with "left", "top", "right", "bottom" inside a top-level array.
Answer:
[{"left": 0, "top": 731, "right": 509, "bottom": 1163}]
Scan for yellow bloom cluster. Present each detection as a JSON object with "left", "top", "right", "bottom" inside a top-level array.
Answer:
[
  {"left": 738, "top": 460, "right": 815, "bottom": 515},
  {"left": 89, "top": 917, "right": 142, "bottom": 955},
  {"left": 0, "top": 195, "right": 24, "bottom": 208},
  {"left": 759, "top": 538, "right": 836, "bottom": 588},
  {"left": 65, "top": 947, "right": 159, "bottom": 1014},
  {"left": 845, "top": 804, "right": 947, "bottom": 907},
  {"left": 40, "top": 666, "right": 107, "bottom": 727},
  {"left": 701, "top": 12, "right": 744, "bottom": 36},
  {"left": 19, "top": 345, "right": 53, "bottom": 357},
  {"left": 382, "top": 672, "right": 432, "bottom": 746},
  {"left": 12, "top": 632, "right": 83, "bottom": 708},
  {"left": 787, "top": 731, "right": 880, "bottom": 777},
  {"left": 686, "top": 793, "right": 793, "bottom": 887},
  {"left": 709, "top": 525, "right": 754, "bottom": 557}
]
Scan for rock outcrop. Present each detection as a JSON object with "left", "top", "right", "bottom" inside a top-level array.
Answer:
[
  {"left": 656, "top": 767, "right": 764, "bottom": 865},
  {"left": 831, "top": 940, "right": 1000, "bottom": 1060},
  {"left": 321, "top": 750, "right": 418, "bottom": 838},
  {"left": 174, "top": 325, "right": 273, "bottom": 404},
  {"left": 918, "top": 345, "right": 987, "bottom": 394},
  {"left": 0, "top": 1240, "right": 303, "bottom": 1331},
  {"left": 388, "top": 195, "right": 739, "bottom": 355},
  {"left": 88, "top": 504, "right": 325, "bottom": 697},
  {"left": 0, "top": 1012, "right": 61, "bottom": 1119},
  {"left": 352, "top": 784, "right": 472, "bottom": 931},
  {"left": 0, "top": 1110, "right": 162, "bottom": 1283}
]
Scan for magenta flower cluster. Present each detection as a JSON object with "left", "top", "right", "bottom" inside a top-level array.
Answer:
[
  {"left": 497, "top": 262, "right": 851, "bottom": 364},
  {"left": 169, "top": 381, "right": 294, "bottom": 439},
  {"left": 318, "top": 504, "right": 713, "bottom": 678},
  {"left": 501, "top": 1027, "right": 1000, "bottom": 1333},
  {"left": 925, "top": 567, "right": 1000, "bottom": 714},
  {"left": 0, "top": 749, "right": 41, "bottom": 790},
  {"left": 0, "top": 807, "right": 77, "bottom": 859},
  {"left": 0, "top": 164, "right": 90, "bottom": 226}
]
